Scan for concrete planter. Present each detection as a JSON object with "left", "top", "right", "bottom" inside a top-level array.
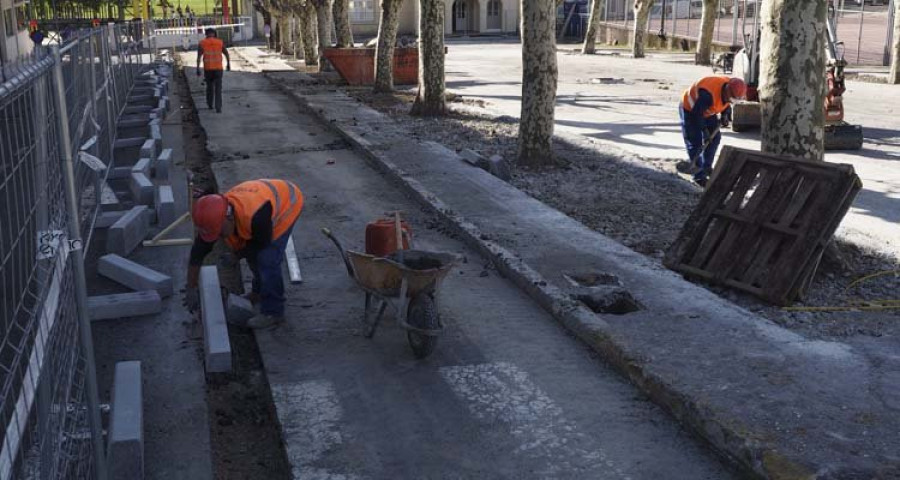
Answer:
[{"left": 323, "top": 47, "right": 419, "bottom": 86}]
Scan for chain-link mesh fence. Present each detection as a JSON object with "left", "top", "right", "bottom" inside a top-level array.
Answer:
[
  {"left": 0, "top": 22, "right": 147, "bottom": 480},
  {"left": 576, "top": 0, "right": 896, "bottom": 66}
]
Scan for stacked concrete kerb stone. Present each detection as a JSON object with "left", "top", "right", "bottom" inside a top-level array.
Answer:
[
  {"left": 87, "top": 61, "right": 179, "bottom": 480},
  {"left": 92, "top": 61, "right": 179, "bottom": 316}
]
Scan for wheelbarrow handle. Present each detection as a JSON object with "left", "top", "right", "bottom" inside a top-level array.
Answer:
[{"left": 321, "top": 227, "right": 356, "bottom": 279}]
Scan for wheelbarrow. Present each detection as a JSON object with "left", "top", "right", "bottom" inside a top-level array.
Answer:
[{"left": 321, "top": 228, "right": 458, "bottom": 358}]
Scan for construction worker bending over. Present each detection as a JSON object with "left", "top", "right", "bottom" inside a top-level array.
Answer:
[
  {"left": 679, "top": 76, "right": 747, "bottom": 187},
  {"left": 184, "top": 179, "right": 304, "bottom": 329},
  {"left": 197, "top": 28, "right": 231, "bottom": 113}
]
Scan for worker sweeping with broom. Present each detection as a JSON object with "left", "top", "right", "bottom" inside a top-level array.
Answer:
[
  {"left": 183, "top": 179, "right": 303, "bottom": 329},
  {"left": 677, "top": 76, "right": 747, "bottom": 188}
]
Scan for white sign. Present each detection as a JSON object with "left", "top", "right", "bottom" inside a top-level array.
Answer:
[{"left": 37, "top": 231, "right": 83, "bottom": 260}]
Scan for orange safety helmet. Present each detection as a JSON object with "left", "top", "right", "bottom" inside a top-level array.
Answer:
[
  {"left": 727, "top": 78, "right": 748, "bottom": 100},
  {"left": 192, "top": 194, "right": 228, "bottom": 242}
]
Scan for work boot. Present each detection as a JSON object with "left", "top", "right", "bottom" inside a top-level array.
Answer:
[
  {"left": 246, "top": 313, "right": 284, "bottom": 330},
  {"left": 676, "top": 160, "right": 699, "bottom": 175}
]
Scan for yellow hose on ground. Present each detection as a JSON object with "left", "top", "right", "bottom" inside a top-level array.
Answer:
[{"left": 782, "top": 270, "right": 900, "bottom": 313}]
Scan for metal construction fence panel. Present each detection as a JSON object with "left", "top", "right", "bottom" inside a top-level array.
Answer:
[
  {"left": 582, "top": 0, "right": 896, "bottom": 66},
  {"left": 0, "top": 22, "right": 146, "bottom": 480}
]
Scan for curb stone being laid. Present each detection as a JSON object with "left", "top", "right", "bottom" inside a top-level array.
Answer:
[{"left": 242, "top": 52, "right": 900, "bottom": 479}]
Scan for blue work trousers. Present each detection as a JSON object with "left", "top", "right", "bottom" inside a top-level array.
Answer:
[
  {"left": 679, "top": 107, "right": 721, "bottom": 181},
  {"left": 246, "top": 224, "right": 295, "bottom": 316}
]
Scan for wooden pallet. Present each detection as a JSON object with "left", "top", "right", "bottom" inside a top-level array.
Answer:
[{"left": 664, "top": 147, "right": 862, "bottom": 306}]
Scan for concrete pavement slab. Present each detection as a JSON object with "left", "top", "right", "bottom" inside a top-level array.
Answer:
[
  {"left": 98, "top": 254, "right": 174, "bottom": 297},
  {"left": 107, "top": 206, "right": 150, "bottom": 257},
  {"left": 190, "top": 51, "right": 735, "bottom": 479},
  {"left": 89, "top": 291, "right": 162, "bottom": 321},
  {"left": 107, "top": 361, "right": 144, "bottom": 480},
  {"left": 260, "top": 58, "right": 900, "bottom": 477}
]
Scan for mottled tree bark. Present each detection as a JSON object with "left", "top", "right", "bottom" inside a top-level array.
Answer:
[
  {"left": 695, "top": 0, "right": 716, "bottom": 65},
  {"left": 279, "top": 15, "right": 291, "bottom": 53},
  {"left": 581, "top": 0, "right": 605, "bottom": 54},
  {"left": 374, "top": 0, "right": 402, "bottom": 92},
  {"left": 517, "top": 0, "right": 558, "bottom": 167},
  {"left": 631, "top": 0, "right": 654, "bottom": 58},
  {"left": 333, "top": 0, "right": 354, "bottom": 47},
  {"left": 312, "top": 0, "right": 335, "bottom": 67},
  {"left": 891, "top": 0, "right": 900, "bottom": 84},
  {"left": 292, "top": 13, "right": 304, "bottom": 58},
  {"left": 300, "top": 1, "right": 319, "bottom": 65},
  {"left": 759, "top": 0, "right": 827, "bottom": 161},
  {"left": 411, "top": 0, "right": 446, "bottom": 115}
]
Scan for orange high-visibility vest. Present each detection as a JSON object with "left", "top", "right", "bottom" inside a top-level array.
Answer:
[
  {"left": 224, "top": 180, "right": 303, "bottom": 251},
  {"left": 199, "top": 37, "right": 225, "bottom": 71},
  {"left": 682, "top": 76, "right": 731, "bottom": 118}
]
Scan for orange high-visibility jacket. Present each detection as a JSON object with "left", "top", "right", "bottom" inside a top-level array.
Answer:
[
  {"left": 224, "top": 180, "right": 303, "bottom": 251},
  {"left": 199, "top": 37, "right": 225, "bottom": 70},
  {"left": 682, "top": 76, "right": 731, "bottom": 118}
]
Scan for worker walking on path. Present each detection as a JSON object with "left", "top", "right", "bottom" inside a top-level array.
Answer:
[
  {"left": 197, "top": 28, "right": 231, "bottom": 113},
  {"left": 184, "top": 179, "right": 304, "bottom": 329},
  {"left": 679, "top": 76, "right": 747, "bottom": 187}
]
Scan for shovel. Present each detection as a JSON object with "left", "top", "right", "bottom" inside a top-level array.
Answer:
[{"left": 675, "top": 127, "right": 720, "bottom": 175}]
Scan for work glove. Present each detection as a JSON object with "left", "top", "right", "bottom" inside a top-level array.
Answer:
[
  {"left": 720, "top": 109, "right": 732, "bottom": 128},
  {"left": 226, "top": 64, "right": 231, "bottom": 71},
  {"left": 182, "top": 286, "right": 200, "bottom": 312},
  {"left": 196, "top": 69, "right": 202, "bottom": 77}
]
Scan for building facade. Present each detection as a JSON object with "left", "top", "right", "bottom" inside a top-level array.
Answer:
[
  {"left": 0, "top": 0, "right": 33, "bottom": 71},
  {"left": 348, "top": 0, "right": 519, "bottom": 37}
]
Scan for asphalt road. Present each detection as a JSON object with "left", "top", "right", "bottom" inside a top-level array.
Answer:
[{"left": 183, "top": 52, "right": 736, "bottom": 479}]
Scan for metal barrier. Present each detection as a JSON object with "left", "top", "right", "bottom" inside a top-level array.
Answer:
[
  {"left": 146, "top": 17, "right": 253, "bottom": 50},
  {"left": 585, "top": 0, "right": 896, "bottom": 66},
  {"left": 0, "top": 22, "right": 146, "bottom": 480}
]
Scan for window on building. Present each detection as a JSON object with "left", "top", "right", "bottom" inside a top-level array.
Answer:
[
  {"left": 487, "top": 0, "right": 501, "bottom": 17},
  {"left": 15, "top": 5, "right": 28, "bottom": 31},
  {"left": 3, "top": 9, "right": 14, "bottom": 37},
  {"left": 349, "top": 0, "right": 375, "bottom": 23}
]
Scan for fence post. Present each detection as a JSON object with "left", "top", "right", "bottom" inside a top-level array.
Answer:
[
  {"left": 857, "top": 0, "right": 865, "bottom": 63},
  {"left": 885, "top": 0, "right": 894, "bottom": 66},
  {"left": 731, "top": 0, "right": 738, "bottom": 45},
  {"left": 33, "top": 58, "right": 53, "bottom": 480},
  {"left": 672, "top": 0, "right": 678, "bottom": 36},
  {"left": 50, "top": 44, "right": 109, "bottom": 480},
  {"left": 103, "top": 24, "right": 118, "bottom": 161}
]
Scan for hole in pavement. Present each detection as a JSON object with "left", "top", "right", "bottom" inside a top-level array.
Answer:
[
  {"left": 565, "top": 272, "right": 622, "bottom": 288},
  {"left": 576, "top": 290, "right": 642, "bottom": 315}
]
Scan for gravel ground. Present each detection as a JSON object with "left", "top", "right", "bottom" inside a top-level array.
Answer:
[{"left": 345, "top": 87, "right": 900, "bottom": 341}]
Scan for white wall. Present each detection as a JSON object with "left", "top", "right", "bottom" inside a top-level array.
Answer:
[{"left": 2, "top": 0, "right": 33, "bottom": 65}]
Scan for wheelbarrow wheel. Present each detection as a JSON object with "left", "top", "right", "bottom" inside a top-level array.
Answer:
[{"left": 407, "top": 294, "right": 439, "bottom": 359}]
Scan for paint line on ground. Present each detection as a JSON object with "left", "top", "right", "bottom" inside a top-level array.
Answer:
[
  {"left": 440, "top": 362, "right": 631, "bottom": 479},
  {"left": 270, "top": 380, "right": 362, "bottom": 480}
]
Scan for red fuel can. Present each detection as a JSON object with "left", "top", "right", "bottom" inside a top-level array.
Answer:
[{"left": 365, "top": 218, "right": 412, "bottom": 257}]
